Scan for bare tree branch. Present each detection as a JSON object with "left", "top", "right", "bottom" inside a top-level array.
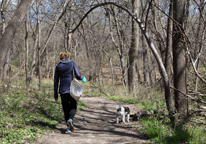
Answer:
[
  {"left": 170, "top": 86, "right": 206, "bottom": 104},
  {"left": 69, "top": 1, "right": 175, "bottom": 121}
]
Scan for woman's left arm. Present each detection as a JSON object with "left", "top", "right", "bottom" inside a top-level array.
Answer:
[
  {"left": 73, "top": 62, "right": 83, "bottom": 80},
  {"left": 54, "top": 66, "right": 60, "bottom": 100}
]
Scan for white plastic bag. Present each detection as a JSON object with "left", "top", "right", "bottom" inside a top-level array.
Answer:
[{"left": 70, "top": 78, "right": 84, "bottom": 101}]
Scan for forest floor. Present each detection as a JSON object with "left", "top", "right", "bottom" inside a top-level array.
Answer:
[{"left": 33, "top": 96, "right": 151, "bottom": 144}]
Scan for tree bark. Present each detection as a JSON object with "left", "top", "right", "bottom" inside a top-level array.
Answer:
[
  {"left": 0, "top": 0, "right": 33, "bottom": 80},
  {"left": 1, "top": 1, "right": 9, "bottom": 81},
  {"left": 25, "top": 13, "right": 29, "bottom": 89},
  {"left": 128, "top": 0, "right": 139, "bottom": 95},
  {"left": 194, "top": 0, "right": 205, "bottom": 92},
  {"left": 46, "top": 48, "right": 49, "bottom": 78},
  {"left": 173, "top": 0, "right": 187, "bottom": 115},
  {"left": 135, "top": 63, "right": 141, "bottom": 83},
  {"left": 165, "top": 0, "right": 173, "bottom": 85},
  {"left": 67, "top": 0, "right": 74, "bottom": 51},
  {"left": 1, "top": 0, "right": 6, "bottom": 35},
  {"left": 37, "top": 0, "right": 42, "bottom": 90},
  {"left": 143, "top": 38, "right": 150, "bottom": 85}
]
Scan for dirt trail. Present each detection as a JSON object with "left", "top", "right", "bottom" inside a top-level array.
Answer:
[{"left": 35, "top": 96, "right": 149, "bottom": 144}]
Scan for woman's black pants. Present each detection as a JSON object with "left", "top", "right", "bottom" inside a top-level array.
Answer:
[{"left": 60, "top": 93, "right": 77, "bottom": 123}]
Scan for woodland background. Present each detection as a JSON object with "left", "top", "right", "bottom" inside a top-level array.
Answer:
[{"left": 0, "top": 0, "right": 206, "bottom": 143}]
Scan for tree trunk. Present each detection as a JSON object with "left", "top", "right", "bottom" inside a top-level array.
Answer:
[
  {"left": 173, "top": 0, "right": 187, "bottom": 116},
  {"left": 46, "top": 49, "right": 49, "bottom": 78},
  {"left": 1, "top": 1, "right": 9, "bottom": 80},
  {"left": 52, "top": 39, "right": 57, "bottom": 79},
  {"left": 165, "top": 0, "right": 173, "bottom": 85},
  {"left": 28, "top": 29, "right": 38, "bottom": 88},
  {"left": 2, "top": 49, "right": 10, "bottom": 81},
  {"left": 0, "top": 0, "right": 33, "bottom": 79},
  {"left": 67, "top": 0, "right": 74, "bottom": 51},
  {"left": 194, "top": 0, "right": 205, "bottom": 92},
  {"left": 25, "top": 13, "right": 29, "bottom": 89},
  {"left": 37, "top": 0, "right": 42, "bottom": 90},
  {"left": 128, "top": 0, "right": 139, "bottom": 95},
  {"left": 143, "top": 38, "right": 150, "bottom": 85},
  {"left": 1, "top": 0, "right": 6, "bottom": 35},
  {"left": 112, "top": 6, "right": 127, "bottom": 87},
  {"left": 135, "top": 63, "right": 141, "bottom": 83}
]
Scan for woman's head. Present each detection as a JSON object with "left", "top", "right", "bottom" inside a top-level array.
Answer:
[{"left": 59, "top": 50, "right": 71, "bottom": 60}]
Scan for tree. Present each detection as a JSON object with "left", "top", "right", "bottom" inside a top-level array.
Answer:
[
  {"left": 1, "top": 0, "right": 11, "bottom": 80},
  {"left": 25, "top": 13, "right": 29, "bottom": 89},
  {"left": 70, "top": 1, "right": 175, "bottom": 122},
  {"left": 0, "top": 0, "right": 33, "bottom": 81},
  {"left": 173, "top": 0, "right": 187, "bottom": 115},
  {"left": 37, "top": 0, "right": 42, "bottom": 90},
  {"left": 165, "top": 0, "right": 173, "bottom": 84},
  {"left": 128, "top": 0, "right": 140, "bottom": 95}
]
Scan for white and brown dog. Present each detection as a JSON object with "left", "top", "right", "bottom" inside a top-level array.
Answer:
[{"left": 116, "top": 105, "right": 130, "bottom": 124}]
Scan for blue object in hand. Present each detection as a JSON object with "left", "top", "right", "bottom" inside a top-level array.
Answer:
[{"left": 82, "top": 77, "right": 87, "bottom": 82}]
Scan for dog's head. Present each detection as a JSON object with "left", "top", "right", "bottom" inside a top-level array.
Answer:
[
  {"left": 116, "top": 105, "right": 124, "bottom": 112},
  {"left": 116, "top": 105, "right": 130, "bottom": 114}
]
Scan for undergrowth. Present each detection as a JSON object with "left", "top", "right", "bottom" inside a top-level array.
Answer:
[
  {"left": 0, "top": 79, "right": 86, "bottom": 144},
  {"left": 141, "top": 117, "right": 206, "bottom": 143}
]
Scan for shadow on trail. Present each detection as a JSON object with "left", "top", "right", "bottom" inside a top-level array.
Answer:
[{"left": 73, "top": 124, "right": 148, "bottom": 140}]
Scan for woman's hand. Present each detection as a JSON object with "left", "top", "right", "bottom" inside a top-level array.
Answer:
[
  {"left": 55, "top": 98, "right": 58, "bottom": 102},
  {"left": 82, "top": 76, "right": 87, "bottom": 82}
]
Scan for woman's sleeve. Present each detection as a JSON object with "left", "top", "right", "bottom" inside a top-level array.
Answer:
[
  {"left": 54, "top": 66, "right": 59, "bottom": 99},
  {"left": 73, "top": 62, "right": 83, "bottom": 80}
]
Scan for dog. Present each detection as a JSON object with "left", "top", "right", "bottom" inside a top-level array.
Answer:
[{"left": 116, "top": 105, "right": 130, "bottom": 124}]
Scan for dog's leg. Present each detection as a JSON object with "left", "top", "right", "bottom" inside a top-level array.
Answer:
[
  {"left": 122, "top": 114, "right": 126, "bottom": 124},
  {"left": 116, "top": 115, "right": 119, "bottom": 124},
  {"left": 127, "top": 114, "right": 130, "bottom": 122}
]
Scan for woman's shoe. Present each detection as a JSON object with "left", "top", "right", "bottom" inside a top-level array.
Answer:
[
  {"left": 67, "top": 119, "right": 74, "bottom": 132},
  {"left": 66, "top": 127, "right": 71, "bottom": 133}
]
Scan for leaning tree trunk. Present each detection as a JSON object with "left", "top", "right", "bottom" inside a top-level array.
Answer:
[
  {"left": 128, "top": 0, "right": 140, "bottom": 95},
  {"left": 173, "top": 0, "right": 187, "bottom": 116},
  {"left": 0, "top": 0, "right": 33, "bottom": 81}
]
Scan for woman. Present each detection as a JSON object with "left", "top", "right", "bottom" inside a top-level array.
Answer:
[{"left": 54, "top": 50, "right": 86, "bottom": 133}]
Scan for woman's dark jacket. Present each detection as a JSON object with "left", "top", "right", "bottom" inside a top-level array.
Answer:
[{"left": 54, "top": 59, "right": 83, "bottom": 99}]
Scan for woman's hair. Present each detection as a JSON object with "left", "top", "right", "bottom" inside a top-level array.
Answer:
[{"left": 59, "top": 50, "right": 71, "bottom": 60}]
